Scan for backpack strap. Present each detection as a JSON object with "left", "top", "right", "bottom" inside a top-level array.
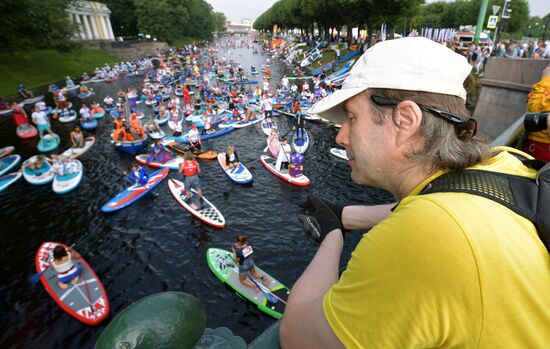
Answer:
[{"left": 419, "top": 168, "right": 550, "bottom": 252}]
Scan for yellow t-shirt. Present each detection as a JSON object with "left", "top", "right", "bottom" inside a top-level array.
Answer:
[
  {"left": 527, "top": 76, "right": 550, "bottom": 143},
  {"left": 324, "top": 148, "right": 550, "bottom": 348}
]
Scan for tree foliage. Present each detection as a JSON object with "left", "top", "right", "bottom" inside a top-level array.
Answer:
[
  {"left": 213, "top": 12, "right": 228, "bottom": 32},
  {"left": 134, "top": 0, "right": 216, "bottom": 43},
  {"left": 0, "top": 0, "right": 79, "bottom": 54},
  {"left": 101, "top": 0, "right": 138, "bottom": 37},
  {"left": 254, "top": 0, "right": 532, "bottom": 43}
]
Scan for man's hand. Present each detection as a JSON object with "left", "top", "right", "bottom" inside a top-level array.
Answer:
[{"left": 298, "top": 195, "right": 345, "bottom": 243}]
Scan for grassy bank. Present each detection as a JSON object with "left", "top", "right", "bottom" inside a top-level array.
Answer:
[
  {"left": 170, "top": 37, "right": 200, "bottom": 47},
  {"left": 0, "top": 49, "right": 119, "bottom": 98}
]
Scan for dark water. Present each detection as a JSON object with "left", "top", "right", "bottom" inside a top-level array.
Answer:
[{"left": 0, "top": 44, "right": 394, "bottom": 348}]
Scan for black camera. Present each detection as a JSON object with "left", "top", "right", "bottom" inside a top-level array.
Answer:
[{"left": 524, "top": 113, "right": 549, "bottom": 132}]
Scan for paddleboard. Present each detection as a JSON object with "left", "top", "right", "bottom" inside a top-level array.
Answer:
[
  {"left": 259, "top": 155, "right": 310, "bottom": 186},
  {"left": 0, "top": 146, "right": 15, "bottom": 158},
  {"left": 92, "top": 111, "right": 105, "bottom": 119},
  {"left": 59, "top": 110, "right": 77, "bottom": 123},
  {"left": 80, "top": 118, "right": 98, "bottom": 130},
  {"left": 101, "top": 168, "right": 169, "bottom": 212},
  {"left": 37, "top": 134, "right": 61, "bottom": 152},
  {"left": 149, "top": 129, "right": 166, "bottom": 140},
  {"left": 0, "top": 154, "right": 21, "bottom": 176},
  {"left": 22, "top": 155, "right": 55, "bottom": 185},
  {"left": 19, "top": 95, "right": 44, "bottom": 106},
  {"left": 61, "top": 139, "right": 95, "bottom": 159},
  {"left": 330, "top": 147, "right": 349, "bottom": 160},
  {"left": 53, "top": 160, "right": 83, "bottom": 194},
  {"left": 35, "top": 242, "right": 110, "bottom": 325},
  {"left": 177, "top": 126, "right": 235, "bottom": 143},
  {"left": 135, "top": 154, "right": 182, "bottom": 170},
  {"left": 291, "top": 128, "right": 310, "bottom": 154},
  {"left": 0, "top": 108, "right": 13, "bottom": 116},
  {"left": 260, "top": 119, "right": 277, "bottom": 136},
  {"left": 217, "top": 153, "right": 253, "bottom": 184},
  {"left": 79, "top": 91, "right": 95, "bottom": 99},
  {"left": 16, "top": 124, "right": 38, "bottom": 139},
  {"left": 206, "top": 248, "right": 289, "bottom": 319},
  {"left": 219, "top": 114, "right": 265, "bottom": 129},
  {"left": 0, "top": 172, "right": 22, "bottom": 192},
  {"left": 62, "top": 84, "right": 80, "bottom": 92},
  {"left": 168, "top": 179, "right": 225, "bottom": 229}
]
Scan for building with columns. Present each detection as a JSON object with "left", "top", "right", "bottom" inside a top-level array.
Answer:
[
  {"left": 67, "top": 1, "right": 115, "bottom": 41},
  {"left": 226, "top": 19, "right": 255, "bottom": 34}
]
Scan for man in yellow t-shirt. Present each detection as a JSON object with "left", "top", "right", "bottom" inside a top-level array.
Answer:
[
  {"left": 280, "top": 38, "right": 550, "bottom": 348},
  {"left": 524, "top": 64, "right": 550, "bottom": 161}
]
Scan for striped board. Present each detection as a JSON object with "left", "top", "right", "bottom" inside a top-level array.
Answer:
[
  {"left": 16, "top": 124, "right": 38, "bottom": 139},
  {"left": 168, "top": 179, "right": 225, "bottom": 229},
  {"left": 101, "top": 168, "right": 169, "bottom": 212},
  {"left": 35, "top": 242, "right": 110, "bottom": 325},
  {"left": 259, "top": 155, "right": 310, "bottom": 186},
  {"left": 217, "top": 153, "right": 253, "bottom": 184},
  {"left": 206, "top": 248, "right": 290, "bottom": 319}
]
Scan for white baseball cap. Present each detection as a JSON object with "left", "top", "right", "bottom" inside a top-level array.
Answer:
[{"left": 310, "top": 37, "right": 472, "bottom": 122}]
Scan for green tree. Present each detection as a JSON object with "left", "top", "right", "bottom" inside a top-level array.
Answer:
[
  {"left": 213, "top": 12, "right": 227, "bottom": 32},
  {"left": 101, "top": 0, "right": 138, "bottom": 37},
  {"left": 0, "top": 0, "right": 78, "bottom": 54}
]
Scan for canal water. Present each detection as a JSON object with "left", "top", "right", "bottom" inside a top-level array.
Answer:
[{"left": 0, "top": 43, "right": 394, "bottom": 348}]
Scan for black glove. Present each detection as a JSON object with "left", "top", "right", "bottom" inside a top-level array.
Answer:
[{"left": 298, "top": 195, "right": 345, "bottom": 243}]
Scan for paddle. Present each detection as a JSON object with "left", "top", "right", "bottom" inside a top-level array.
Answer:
[{"left": 246, "top": 274, "right": 286, "bottom": 305}]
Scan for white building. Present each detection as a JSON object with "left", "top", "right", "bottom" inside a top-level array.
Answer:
[
  {"left": 226, "top": 19, "right": 255, "bottom": 33},
  {"left": 67, "top": 1, "right": 115, "bottom": 41}
]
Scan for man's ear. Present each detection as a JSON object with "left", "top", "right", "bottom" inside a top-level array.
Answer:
[{"left": 393, "top": 100, "right": 423, "bottom": 146}]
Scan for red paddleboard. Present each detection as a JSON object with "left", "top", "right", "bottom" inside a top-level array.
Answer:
[
  {"left": 259, "top": 155, "right": 310, "bottom": 186},
  {"left": 35, "top": 242, "right": 110, "bottom": 325}
]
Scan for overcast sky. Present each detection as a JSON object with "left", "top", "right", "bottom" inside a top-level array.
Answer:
[{"left": 205, "top": 0, "right": 548, "bottom": 23}]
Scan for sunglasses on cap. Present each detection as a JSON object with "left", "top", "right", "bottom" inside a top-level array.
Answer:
[{"left": 370, "top": 95, "right": 477, "bottom": 141}]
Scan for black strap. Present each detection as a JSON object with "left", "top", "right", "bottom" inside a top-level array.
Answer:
[{"left": 420, "top": 166, "right": 550, "bottom": 252}]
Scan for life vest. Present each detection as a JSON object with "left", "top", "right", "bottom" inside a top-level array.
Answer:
[
  {"left": 183, "top": 160, "right": 198, "bottom": 176},
  {"left": 114, "top": 118, "right": 124, "bottom": 129}
]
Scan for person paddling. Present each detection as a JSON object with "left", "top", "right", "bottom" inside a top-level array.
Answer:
[
  {"left": 50, "top": 245, "right": 81, "bottom": 289},
  {"left": 178, "top": 152, "right": 204, "bottom": 209},
  {"left": 231, "top": 234, "right": 270, "bottom": 293}
]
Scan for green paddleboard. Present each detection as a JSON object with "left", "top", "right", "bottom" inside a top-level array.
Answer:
[{"left": 206, "top": 248, "right": 290, "bottom": 319}]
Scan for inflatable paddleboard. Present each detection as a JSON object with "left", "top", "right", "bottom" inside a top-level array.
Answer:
[
  {"left": 37, "top": 134, "right": 60, "bottom": 152},
  {"left": 53, "top": 160, "right": 83, "bottom": 194},
  {"left": 78, "top": 91, "right": 94, "bottom": 99},
  {"left": 16, "top": 123, "right": 38, "bottom": 139},
  {"left": 0, "top": 146, "right": 15, "bottom": 158},
  {"left": 259, "top": 155, "right": 310, "bottom": 186},
  {"left": 206, "top": 248, "right": 289, "bottom": 319},
  {"left": 135, "top": 154, "right": 182, "bottom": 170},
  {"left": 22, "top": 155, "right": 55, "bottom": 185},
  {"left": 291, "top": 128, "right": 310, "bottom": 154},
  {"left": 330, "top": 147, "right": 349, "bottom": 160},
  {"left": 260, "top": 119, "right": 277, "bottom": 136},
  {"left": 168, "top": 179, "right": 225, "bottom": 229},
  {"left": 80, "top": 118, "right": 98, "bottom": 130},
  {"left": 217, "top": 153, "right": 253, "bottom": 184},
  {"left": 101, "top": 168, "right": 169, "bottom": 212},
  {"left": 0, "top": 108, "right": 13, "bottom": 116},
  {"left": 59, "top": 110, "right": 77, "bottom": 123},
  {"left": 148, "top": 129, "right": 166, "bottom": 140},
  {"left": 35, "top": 242, "right": 110, "bottom": 325},
  {"left": 19, "top": 95, "right": 44, "bottom": 106},
  {"left": 0, "top": 172, "right": 22, "bottom": 192},
  {"left": 61, "top": 139, "right": 95, "bottom": 159},
  {"left": 0, "top": 154, "right": 21, "bottom": 176}
]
